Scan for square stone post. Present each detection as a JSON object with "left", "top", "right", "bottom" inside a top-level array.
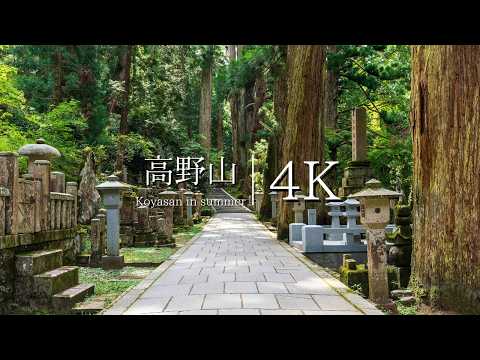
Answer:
[
  {"left": 90, "top": 218, "right": 102, "bottom": 267},
  {"left": 0, "top": 187, "right": 10, "bottom": 236},
  {"left": 0, "top": 152, "right": 19, "bottom": 235},
  {"left": 269, "top": 191, "right": 278, "bottom": 222},
  {"left": 352, "top": 107, "right": 367, "bottom": 162},
  {"left": 97, "top": 213, "right": 106, "bottom": 254},
  {"left": 32, "top": 160, "right": 51, "bottom": 231},
  {"left": 50, "top": 171, "right": 65, "bottom": 193},
  {"left": 307, "top": 209, "right": 317, "bottom": 225},
  {"left": 254, "top": 192, "right": 263, "bottom": 214},
  {"left": 178, "top": 188, "right": 187, "bottom": 224},
  {"left": 160, "top": 190, "right": 176, "bottom": 244},
  {"left": 194, "top": 192, "right": 203, "bottom": 218},
  {"left": 66, "top": 182, "right": 78, "bottom": 226},
  {"left": 185, "top": 191, "right": 194, "bottom": 226}
]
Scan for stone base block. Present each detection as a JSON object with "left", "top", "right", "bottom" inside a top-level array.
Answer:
[
  {"left": 102, "top": 255, "right": 124, "bottom": 270},
  {"left": 302, "top": 225, "right": 325, "bottom": 252},
  {"left": 288, "top": 223, "right": 305, "bottom": 245}
]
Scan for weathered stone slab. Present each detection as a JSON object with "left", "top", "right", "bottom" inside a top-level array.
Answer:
[{"left": 15, "top": 249, "right": 63, "bottom": 276}]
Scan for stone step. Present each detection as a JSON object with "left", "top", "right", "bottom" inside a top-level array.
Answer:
[
  {"left": 34, "top": 266, "right": 79, "bottom": 298},
  {"left": 15, "top": 249, "right": 63, "bottom": 276},
  {"left": 52, "top": 283, "right": 95, "bottom": 311}
]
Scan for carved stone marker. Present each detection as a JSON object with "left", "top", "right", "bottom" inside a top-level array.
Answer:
[
  {"left": 338, "top": 108, "right": 374, "bottom": 197},
  {"left": 352, "top": 107, "right": 367, "bottom": 162}
]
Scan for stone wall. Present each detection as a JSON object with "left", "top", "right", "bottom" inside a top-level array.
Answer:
[{"left": 0, "top": 151, "right": 79, "bottom": 311}]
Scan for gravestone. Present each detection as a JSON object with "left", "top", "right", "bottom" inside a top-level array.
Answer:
[{"left": 338, "top": 108, "right": 374, "bottom": 197}]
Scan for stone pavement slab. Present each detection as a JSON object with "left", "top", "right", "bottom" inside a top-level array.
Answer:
[{"left": 104, "top": 212, "right": 382, "bottom": 315}]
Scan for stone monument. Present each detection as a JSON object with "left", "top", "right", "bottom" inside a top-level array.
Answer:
[
  {"left": 96, "top": 175, "right": 131, "bottom": 270},
  {"left": 338, "top": 108, "right": 374, "bottom": 197}
]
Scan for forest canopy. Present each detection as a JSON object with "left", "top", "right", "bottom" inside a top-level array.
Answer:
[{"left": 0, "top": 45, "right": 411, "bottom": 196}]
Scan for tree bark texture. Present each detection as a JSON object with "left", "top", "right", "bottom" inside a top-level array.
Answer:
[
  {"left": 199, "top": 58, "right": 213, "bottom": 161},
  {"left": 410, "top": 45, "right": 480, "bottom": 313}
]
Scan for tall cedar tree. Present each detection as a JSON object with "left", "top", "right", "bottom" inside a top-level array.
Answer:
[
  {"left": 277, "top": 45, "right": 326, "bottom": 240},
  {"left": 410, "top": 45, "right": 480, "bottom": 314}
]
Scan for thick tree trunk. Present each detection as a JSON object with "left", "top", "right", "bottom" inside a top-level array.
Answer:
[
  {"left": 410, "top": 45, "right": 480, "bottom": 313},
  {"left": 216, "top": 104, "right": 224, "bottom": 153},
  {"left": 199, "top": 60, "right": 213, "bottom": 161},
  {"left": 323, "top": 45, "right": 338, "bottom": 130},
  {"left": 277, "top": 45, "right": 326, "bottom": 240},
  {"left": 228, "top": 45, "right": 240, "bottom": 167},
  {"left": 115, "top": 45, "right": 134, "bottom": 181}
]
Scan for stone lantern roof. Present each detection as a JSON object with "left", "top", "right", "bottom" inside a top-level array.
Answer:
[
  {"left": 343, "top": 198, "right": 360, "bottom": 206},
  {"left": 96, "top": 174, "right": 131, "bottom": 192},
  {"left": 348, "top": 179, "right": 402, "bottom": 199},
  {"left": 18, "top": 138, "right": 61, "bottom": 171}
]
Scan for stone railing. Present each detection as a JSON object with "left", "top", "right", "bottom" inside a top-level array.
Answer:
[
  {"left": 0, "top": 152, "right": 78, "bottom": 249},
  {"left": 0, "top": 144, "right": 79, "bottom": 308}
]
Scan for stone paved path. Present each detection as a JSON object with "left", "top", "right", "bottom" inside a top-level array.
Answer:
[{"left": 104, "top": 213, "right": 383, "bottom": 315}]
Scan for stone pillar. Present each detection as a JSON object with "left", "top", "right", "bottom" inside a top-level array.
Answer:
[
  {"left": 155, "top": 217, "right": 168, "bottom": 247},
  {"left": 307, "top": 209, "right": 317, "bottom": 225},
  {"left": 178, "top": 189, "right": 186, "bottom": 224},
  {"left": 90, "top": 218, "right": 101, "bottom": 267},
  {"left": 0, "top": 152, "right": 19, "bottom": 235},
  {"left": 269, "top": 191, "right": 278, "bottom": 222},
  {"left": 254, "top": 192, "right": 263, "bottom": 214},
  {"left": 366, "top": 227, "right": 389, "bottom": 303},
  {"left": 160, "top": 190, "right": 176, "bottom": 244},
  {"left": 352, "top": 107, "right": 367, "bottom": 162},
  {"left": 66, "top": 182, "right": 78, "bottom": 226},
  {"left": 185, "top": 191, "right": 194, "bottom": 226},
  {"left": 96, "top": 175, "right": 131, "bottom": 270},
  {"left": 50, "top": 171, "right": 65, "bottom": 193},
  {"left": 0, "top": 187, "right": 10, "bottom": 236},
  {"left": 293, "top": 194, "right": 306, "bottom": 224},
  {"left": 194, "top": 192, "right": 203, "bottom": 218},
  {"left": 97, "top": 212, "right": 106, "bottom": 254},
  {"left": 32, "top": 160, "right": 51, "bottom": 232}
]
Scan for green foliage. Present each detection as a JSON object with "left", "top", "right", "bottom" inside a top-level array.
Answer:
[{"left": 326, "top": 45, "right": 412, "bottom": 194}]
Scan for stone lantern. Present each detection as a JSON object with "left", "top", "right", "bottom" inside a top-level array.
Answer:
[
  {"left": 96, "top": 174, "right": 132, "bottom": 269},
  {"left": 184, "top": 190, "right": 194, "bottom": 226},
  {"left": 18, "top": 138, "right": 61, "bottom": 174},
  {"left": 349, "top": 178, "right": 402, "bottom": 305},
  {"left": 269, "top": 191, "right": 278, "bottom": 222}
]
